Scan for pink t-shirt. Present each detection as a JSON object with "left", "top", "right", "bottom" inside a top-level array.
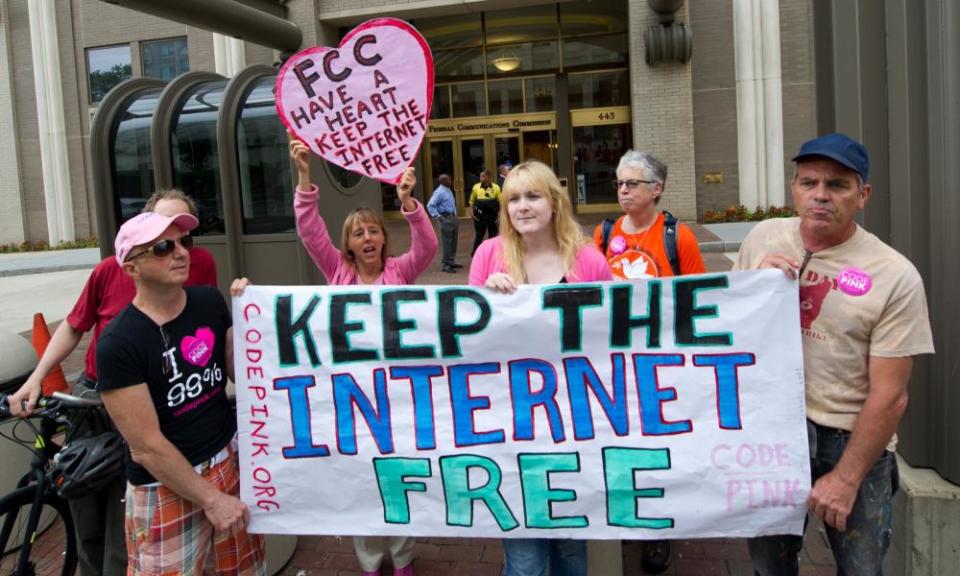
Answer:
[{"left": 469, "top": 236, "right": 613, "bottom": 286}]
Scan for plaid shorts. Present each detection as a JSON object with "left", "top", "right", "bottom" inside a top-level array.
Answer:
[{"left": 124, "top": 447, "right": 265, "bottom": 576}]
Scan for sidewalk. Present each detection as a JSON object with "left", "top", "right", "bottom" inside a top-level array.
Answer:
[{"left": 0, "top": 247, "right": 100, "bottom": 277}]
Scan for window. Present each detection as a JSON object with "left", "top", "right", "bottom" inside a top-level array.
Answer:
[
  {"left": 110, "top": 88, "right": 162, "bottom": 223},
  {"left": 171, "top": 81, "right": 227, "bottom": 236},
  {"left": 560, "top": 0, "right": 627, "bottom": 36},
  {"left": 574, "top": 123, "right": 631, "bottom": 204},
  {"left": 87, "top": 45, "right": 132, "bottom": 104},
  {"left": 524, "top": 77, "right": 555, "bottom": 112},
  {"left": 488, "top": 79, "right": 523, "bottom": 115},
  {"left": 568, "top": 70, "right": 629, "bottom": 108},
  {"left": 414, "top": 14, "right": 482, "bottom": 49},
  {"left": 141, "top": 37, "right": 189, "bottom": 80},
  {"left": 431, "top": 85, "right": 452, "bottom": 119},
  {"left": 237, "top": 78, "right": 296, "bottom": 234},
  {"left": 485, "top": 5, "right": 559, "bottom": 46},
  {"left": 452, "top": 82, "right": 486, "bottom": 117},
  {"left": 563, "top": 34, "right": 627, "bottom": 70}
]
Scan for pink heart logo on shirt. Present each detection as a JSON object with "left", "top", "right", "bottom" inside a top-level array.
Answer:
[
  {"left": 275, "top": 18, "right": 434, "bottom": 185},
  {"left": 181, "top": 327, "right": 215, "bottom": 367}
]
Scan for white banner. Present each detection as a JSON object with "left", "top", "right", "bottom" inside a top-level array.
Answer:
[{"left": 233, "top": 270, "right": 809, "bottom": 539}]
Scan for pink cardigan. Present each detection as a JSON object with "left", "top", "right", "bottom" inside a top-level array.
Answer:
[
  {"left": 294, "top": 185, "right": 438, "bottom": 285},
  {"left": 468, "top": 236, "right": 612, "bottom": 286}
]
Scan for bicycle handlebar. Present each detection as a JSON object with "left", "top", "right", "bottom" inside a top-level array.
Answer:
[{"left": 0, "top": 391, "right": 102, "bottom": 419}]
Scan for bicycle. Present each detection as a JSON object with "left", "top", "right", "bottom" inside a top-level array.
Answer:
[{"left": 0, "top": 391, "right": 105, "bottom": 576}]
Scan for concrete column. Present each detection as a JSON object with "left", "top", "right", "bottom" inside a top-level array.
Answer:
[
  {"left": 213, "top": 32, "right": 228, "bottom": 75},
  {"left": 228, "top": 37, "right": 246, "bottom": 76},
  {"left": 734, "top": 0, "right": 785, "bottom": 209},
  {"left": 27, "top": 0, "right": 74, "bottom": 244},
  {"left": 886, "top": 455, "right": 960, "bottom": 575},
  {"left": 760, "top": 0, "right": 784, "bottom": 206},
  {"left": 733, "top": 0, "right": 761, "bottom": 209},
  {"left": 214, "top": 33, "right": 248, "bottom": 77},
  {"left": 0, "top": 0, "right": 25, "bottom": 244}
]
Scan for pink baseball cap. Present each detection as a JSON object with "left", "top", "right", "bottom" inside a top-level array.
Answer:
[{"left": 115, "top": 211, "right": 199, "bottom": 265}]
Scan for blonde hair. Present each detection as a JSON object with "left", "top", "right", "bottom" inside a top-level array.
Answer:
[
  {"left": 143, "top": 189, "right": 199, "bottom": 217},
  {"left": 498, "top": 160, "right": 585, "bottom": 282},
  {"left": 340, "top": 207, "right": 389, "bottom": 268}
]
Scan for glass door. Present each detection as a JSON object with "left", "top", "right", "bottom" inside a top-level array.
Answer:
[
  {"left": 428, "top": 139, "right": 455, "bottom": 206},
  {"left": 494, "top": 134, "right": 520, "bottom": 176},
  {"left": 459, "top": 137, "right": 487, "bottom": 214},
  {"left": 425, "top": 135, "right": 498, "bottom": 215}
]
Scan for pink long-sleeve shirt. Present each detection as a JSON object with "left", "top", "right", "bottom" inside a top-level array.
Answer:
[
  {"left": 468, "top": 236, "right": 613, "bottom": 285},
  {"left": 294, "top": 185, "right": 438, "bottom": 285}
]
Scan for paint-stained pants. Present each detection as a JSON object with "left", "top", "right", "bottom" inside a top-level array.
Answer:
[
  {"left": 747, "top": 420, "right": 897, "bottom": 576},
  {"left": 353, "top": 536, "right": 415, "bottom": 572}
]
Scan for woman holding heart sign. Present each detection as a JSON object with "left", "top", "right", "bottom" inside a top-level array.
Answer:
[{"left": 290, "top": 136, "right": 435, "bottom": 576}]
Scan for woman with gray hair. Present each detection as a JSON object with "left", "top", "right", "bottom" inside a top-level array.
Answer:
[{"left": 592, "top": 149, "right": 705, "bottom": 282}]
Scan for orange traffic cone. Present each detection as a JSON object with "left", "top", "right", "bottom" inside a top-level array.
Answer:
[{"left": 31, "top": 313, "right": 68, "bottom": 395}]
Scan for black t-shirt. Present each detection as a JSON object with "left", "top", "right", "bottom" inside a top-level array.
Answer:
[{"left": 96, "top": 286, "right": 235, "bottom": 485}]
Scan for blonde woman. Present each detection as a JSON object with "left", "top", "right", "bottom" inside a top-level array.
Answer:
[{"left": 468, "top": 160, "right": 611, "bottom": 575}]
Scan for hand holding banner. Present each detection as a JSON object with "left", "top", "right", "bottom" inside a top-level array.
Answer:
[{"left": 275, "top": 18, "right": 433, "bottom": 184}]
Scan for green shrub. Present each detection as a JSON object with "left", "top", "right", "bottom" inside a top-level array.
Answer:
[
  {"left": 702, "top": 205, "right": 797, "bottom": 224},
  {"left": 0, "top": 236, "right": 99, "bottom": 253}
]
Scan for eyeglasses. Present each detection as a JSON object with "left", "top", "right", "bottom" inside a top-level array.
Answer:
[
  {"left": 612, "top": 179, "right": 656, "bottom": 190},
  {"left": 127, "top": 235, "right": 194, "bottom": 261},
  {"left": 160, "top": 327, "right": 172, "bottom": 375}
]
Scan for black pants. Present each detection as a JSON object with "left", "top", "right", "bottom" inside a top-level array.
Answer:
[
  {"left": 472, "top": 218, "right": 498, "bottom": 255},
  {"left": 69, "top": 378, "right": 127, "bottom": 576}
]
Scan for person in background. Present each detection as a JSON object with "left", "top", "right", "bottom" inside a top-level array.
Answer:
[
  {"left": 469, "top": 160, "right": 611, "bottom": 576},
  {"left": 736, "top": 133, "right": 934, "bottom": 575},
  {"left": 290, "top": 136, "right": 436, "bottom": 575},
  {"left": 497, "top": 163, "right": 510, "bottom": 188},
  {"left": 469, "top": 169, "right": 502, "bottom": 256},
  {"left": 427, "top": 173, "right": 460, "bottom": 273},
  {"left": 8, "top": 189, "right": 217, "bottom": 576}
]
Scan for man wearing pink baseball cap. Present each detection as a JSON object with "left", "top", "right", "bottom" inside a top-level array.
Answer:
[{"left": 97, "top": 212, "right": 265, "bottom": 575}]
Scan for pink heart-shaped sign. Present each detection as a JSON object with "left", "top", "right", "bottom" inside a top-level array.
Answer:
[
  {"left": 275, "top": 18, "right": 434, "bottom": 185},
  {"left": 181, "top": 327, "right": 215, "bottom": 367}
]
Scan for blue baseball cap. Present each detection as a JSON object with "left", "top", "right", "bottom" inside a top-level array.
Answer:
[{"left": 792, "top": 133, "right": 870, "bottom": 182}]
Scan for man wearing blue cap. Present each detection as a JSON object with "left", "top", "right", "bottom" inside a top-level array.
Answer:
[{"left": 734, "top": 133, "right": 934, "bottom": 574}]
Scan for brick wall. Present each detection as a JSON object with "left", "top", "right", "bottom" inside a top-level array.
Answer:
[{"left": 628, "top": 0, "right": 697, "bottom": 221}]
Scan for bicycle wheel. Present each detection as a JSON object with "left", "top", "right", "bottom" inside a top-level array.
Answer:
[{"left": 0, "top": 486, "right": 77, "bottom": 576}]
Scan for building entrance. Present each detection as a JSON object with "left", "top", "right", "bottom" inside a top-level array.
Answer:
[{"left": 424, "top": 112, "right": 556, "bottom": 215}]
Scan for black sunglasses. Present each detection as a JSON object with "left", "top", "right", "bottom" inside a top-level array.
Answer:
[
  {"left": 612, "top": 179, "right": 656, "bottom": 190},
  {"left": 127, "top": 235, "right": 194, "bottom": 262}
]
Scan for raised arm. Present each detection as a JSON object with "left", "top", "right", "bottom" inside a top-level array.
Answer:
[
  {"left": 290, "top": 138, "right": 342, "bottom": 280},
  {"left": 393, "top": 167, "right": 438, "bottom": 281}
]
